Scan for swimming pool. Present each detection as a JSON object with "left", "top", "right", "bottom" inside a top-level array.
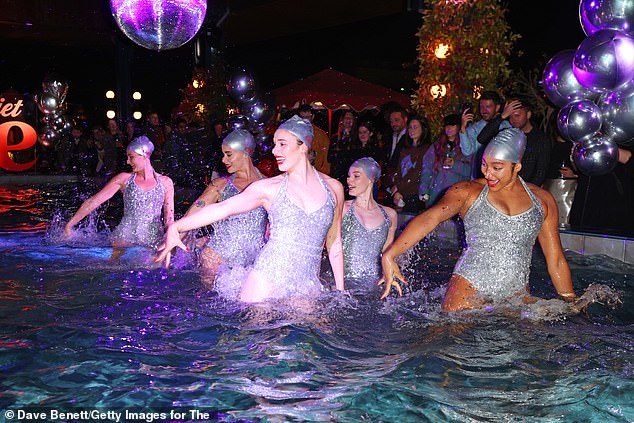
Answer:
[{"left": 1, "top": 181, "right": 633, "bottom": 422}]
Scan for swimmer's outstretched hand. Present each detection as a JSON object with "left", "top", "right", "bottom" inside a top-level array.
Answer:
[
  {"left": 155, "top": 223, "right": 188, "bottom": 268},
  {"left": 378, "top": 255, "right": 407, "bottom": 299}
]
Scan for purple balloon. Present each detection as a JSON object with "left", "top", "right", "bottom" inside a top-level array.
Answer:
[
  {"left": 110, "top": 0, "right": 207, "bottom": 51},
  {"left": 598, "top": 87, "right": 634, "bottom": 145},
  {"left": 579, "top": 0, "right": 634, "bottom": 36},
  {"left": 227, "top": 69, "right": 256, "bottom": 103},
  {"left": 226, "top": 114, "right": 250, "bottom": 131},
  {"left": 557, "top": 100, "right": 603, "bottom": 142},
  {"left": 542, "top": 50, "right": 597, "bottom": 107},
  {"left": 573, "top": 29, "right": 634, "bottom": 92},
  {"left": 572, "top": 135, "right": 619, "bottom": 175}
]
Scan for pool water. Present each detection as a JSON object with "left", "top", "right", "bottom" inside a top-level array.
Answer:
[{"left": 1, "top": 182, "right": 633, "bottom": 422}]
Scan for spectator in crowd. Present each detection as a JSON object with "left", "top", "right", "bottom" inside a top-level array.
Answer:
[
  {"left": 419, "top": 114, "right": 472, "bottom": 206},
  {"left": 460, "top": 90, "right": 511, "bottom": 178},
  {"left": 328, "top": 110, "right": 358, "bottom": 187},
  {"left": 569, "top": 147, "right": 634, "bottom": 236},
  {"left": 507, "top": 98, "right": 551, "bottom": 186},
  {"left": 543, "top": 134, "right": 577, "bottom": 228},
  {"left": 162, "top": 118, "right": 191, "bottom": 187},
  {"left": 298, "top": 104, "right": 331, "bottom": 175},
  {"left": 144, "top": 111, "right": 167, "bottom": 161},
  {"left": 105, "top": 118, "right": 126, "bottom": 171},
  {"left": 384, "top": 108, "right": 409, "bottom": 170},
  {"left": 348, "top": 121, "right": 384, "bottom": 165},
  {"left": 388, "top": 115, "right": 431, "bottom": 214}
]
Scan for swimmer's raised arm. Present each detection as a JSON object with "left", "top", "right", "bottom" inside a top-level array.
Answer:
[
  {"left": 64, "top": 173, "right": 128, "bottom": 237},
  {"left": 183, "top": 177, "right": 226, "bottom": 218},
  {"left": 378, "top": 180, "right": 474, "bottom": 299}
]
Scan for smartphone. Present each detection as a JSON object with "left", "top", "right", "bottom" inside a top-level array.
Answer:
[{"left": 462, "top": 102, "right": 473, "bottom": 112}]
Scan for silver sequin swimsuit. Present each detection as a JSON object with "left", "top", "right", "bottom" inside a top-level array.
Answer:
[
  {"left": 248, "top": 169, "right": 335, "bottom": 300},
  {"left": 453, "top": 177, "right": 544, "bottom": 301},
  {"left": 207, "top": 174, "right": 267, "bottom": 267},
  {"left": 342, "top": 201, "right": 390, "bottom": 280},
  {"left": 111, "top": 173, "right": 165, "bottom": 249}
]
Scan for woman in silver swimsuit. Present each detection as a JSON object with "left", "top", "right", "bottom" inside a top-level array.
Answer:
[
  {"left": 184, "top": 129, "right": 267, "bottom": 272},
  {"left": 64, "top": 136, "right": 175, "bottom": 251},
  {"left": 379, "top": 128, "right": 577, "bottom": 312},
  {"left": 157, "top": 115, "right": 346, "bottom": 303},
  {"left": 342, "top": 158, "right": 397, "bottom": 284}
]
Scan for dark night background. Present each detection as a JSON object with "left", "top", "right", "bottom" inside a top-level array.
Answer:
[{"left": 0, "top": 0, "right": 585, "bottom": 122}]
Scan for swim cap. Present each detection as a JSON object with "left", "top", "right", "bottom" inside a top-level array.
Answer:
[
  {"left": 222, "top": 129, "right": 256, "bottom": 157},
  {"left": 350, "top": 157, "right": 381, "bottom": 183},
  {"left": 278, "top": 115, "right": 314, "bottom": 149},
  {"left": 127, "top": 136, "right": 154, "bottom": 158},
  {"left": 483, "top": 128, "right": 526, "bottom": 163}
]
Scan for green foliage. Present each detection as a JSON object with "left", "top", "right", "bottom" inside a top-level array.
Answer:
[
  {"left": 174, "top": 64, "right": 234, "bottom": 128},
  {"left": 413, "top": 0, "right": 520, "bottom": 136}
]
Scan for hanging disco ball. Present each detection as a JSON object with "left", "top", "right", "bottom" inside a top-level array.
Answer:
[{"left": 110, "top": 0, "right": 207, "bottom": 51}]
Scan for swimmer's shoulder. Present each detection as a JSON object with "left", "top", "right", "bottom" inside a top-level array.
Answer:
[
  {"left": 156, "top": 173, "right": 174, "bottom": 187},
  {"left": 110, "top": 172, "right": 133, "bottom": 187},
  {"left": 343, "top": 199, "right": 354, "bottom": 215},
  {"left": 210, "top": 176, "right": 229, "bottom": 191},
  {"left": 318, "top": 171, "right": 344, "bottom": 197},
  {"left": 526, "top": 182, "right": 557, "bottom": 210},
  {"left": 379, "top": 204, "right": 398, "bottom": 224}
]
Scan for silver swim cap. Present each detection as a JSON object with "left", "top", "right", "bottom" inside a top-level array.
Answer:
[
  {"left": 222, "top": 129, "right": 256, "bottom": 157},
  {"left": 483, "top": 128, "right": 527, "bottom": 163},
  {"left": 350, "top": 157, "right": 381, "bottom": 183},
  {"left": 127, "top": 136, "right": 154, "bottom": 158},
  {"left": 278, "top": 115, "right": 314, "bottom": 149}
]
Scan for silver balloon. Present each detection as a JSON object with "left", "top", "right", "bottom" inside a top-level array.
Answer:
[
  {"left": 598, "top": 88, "right": 634, "bottom": 145},
  {"left": 39, "top": 127, "right": 60, "bottom": 146},
  {"left": 580, "top": 0, "right": 634, "bottom": 36},
  {"left": 226, "top": 114, "right": 250, "bottom": 131},
  {"left": 227, "top": 69, "right": 256, "bottom": 103},
  {"left": 572, "top": 135, "right": 619, "bottom": 175},
  {"left": 244, "top": 99, "right": 272, "bottom": 124},
  {"left": 542, "top": 50, "right": 597, "bottom": 107},
  {"left": 557, "top": 100, "right": 603, "bottom": 142},
  {"left": 42, "top": 77, "right": 68, "bottom": 103},
  {"left": 36, "top": 93, "right": 60, "bottom": 114},
  {"left": 50, "top": 113, "right": 68, "bottom": 131},
  {"left": 573, "top": 29, "right": 634, "bottom": 92}
]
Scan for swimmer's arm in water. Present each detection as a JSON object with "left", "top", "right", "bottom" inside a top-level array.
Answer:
[
  {"left": 534, "top": 187, "right": 577, "bottom": 301},
  {"left": 378, "top": 181, "right": 472, "bottom": 299},
  {"left": 63, "top": 173, "right": 128, "bottom": 237},
  {"left": 156, "top": 179, "right": 271, "bottom": 266},
  {"left": 162, "top": 176, "right": 175, "bottom": 226},
  {"left": 324, "top": 174, "right": 345, "bottom": 291}
]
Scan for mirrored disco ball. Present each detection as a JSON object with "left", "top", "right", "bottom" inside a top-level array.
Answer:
[{"left": 110, "top": 0, "right": 207, "bottom": 51}]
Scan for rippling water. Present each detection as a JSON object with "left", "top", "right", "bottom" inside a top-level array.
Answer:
[{"left": 0, "top": 181, "right": 633, "bottom": 422}]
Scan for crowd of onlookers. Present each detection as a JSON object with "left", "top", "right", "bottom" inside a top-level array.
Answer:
[{"left": 29, "top": 90, "right": 634, "bottom": 237}]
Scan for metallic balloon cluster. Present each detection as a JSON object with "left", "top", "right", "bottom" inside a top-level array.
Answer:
[
  {"left": 543, "top": 0, "right": 634, "bottom": 175},
  {"left": 35, "top": 77, "right": 72, "bottom": 147},
  {"left": 226, "top": 69, "right": 274, "bottom": 153},
  {"left": 110, "top": 0, "right": 207, "bottom": 51}
]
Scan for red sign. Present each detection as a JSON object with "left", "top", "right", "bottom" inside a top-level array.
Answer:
[{"left": 0, "top": 94, "right": 37, "bottom": 172}]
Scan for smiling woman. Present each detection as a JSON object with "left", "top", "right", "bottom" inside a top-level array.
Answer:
[
  {"left": 157, "top": 115, "right": 346, "bottom": 303},
  {"left": 379, "top": 128, "right": 578, "bottom": 310}
]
